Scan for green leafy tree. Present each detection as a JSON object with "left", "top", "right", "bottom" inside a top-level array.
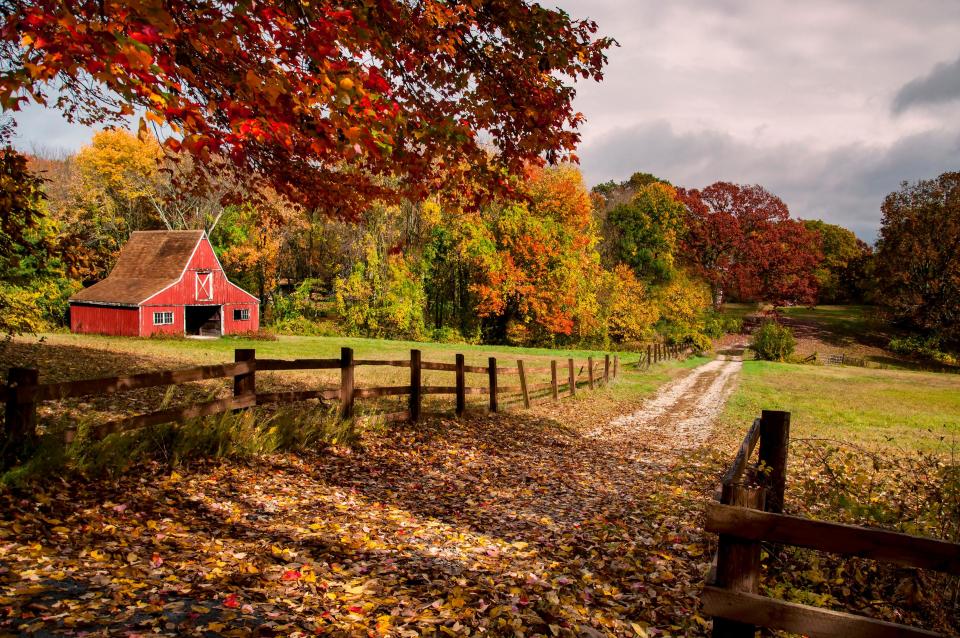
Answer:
[
  {"left": 803, "top": 219, "right": 874, "bottom": 303},
  {"left": 607, "top": 181, "right": 687, "bottom": 284}
]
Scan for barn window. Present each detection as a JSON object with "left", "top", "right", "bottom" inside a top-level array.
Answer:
[
  {"left": 196, "top": 271, "right": 213, "bottom": 301},
  {"left": 233, "top": 308, "right": 250, "bottom": 321},
  {"left": 153, "top": 311, "right": 174, "bottom": 325}
]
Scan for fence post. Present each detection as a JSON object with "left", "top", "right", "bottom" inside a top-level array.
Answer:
[
  {"left": 567, "top": 358, "right": 576, "bottom": 396},
  {"left": 588, "top": 357, "right": 595, "bottom": 390},
  {"left": 713, "top": 484, "right": 765, "bottom": 638},
  {"left": 613, "top": 355, "right": 618, "bottom": 379},
  {"left": 603, "top": 354, "right": 610, "bottom": 385},
  {"left": 647, "top": 345, "right": 652, "bottom": 368},
  {"left": 488, "top": 357, "right": 498, "bottom": 413},
  {"left": 517, "top": 360, "right": 530, "bottom": 409},
  {"left": 409, "top": 349, "right": 422, "bottom": 422},
  {"left": 2, "top": 367, "right": 39, "bottom": 467},
  {"left": 339, "top": 347, "right": 354, "bottom": 420},
  {"left": 758, "top": 410, "right": 791, "bottom": 514},
  {"left": 455, "top": 353, "right": 466, "bottom": 417},
  {"left": 550, "top": 360, "right": 559, "bottom": 401},
  {"left": 233, "top": 348, "right": 257, "bottom": 412}
]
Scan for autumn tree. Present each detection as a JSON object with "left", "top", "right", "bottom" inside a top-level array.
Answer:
[
  {"left": 803, "top": 219, "right": 874, "bottom": 303},
  {"left": 677, "top": 182, "right": 821, "bottom": 308},
  {"left": 1, "top": 0, "right": 612, "bottom": 215},
  {"left": 466, "top": 164, "right": 601, "bottom": 344},
  {"left": 875, "top": 172, "right": 960, "bottom": 343},
  {"left": 606, "top": 181, "right": 686, "bottom": 284}
]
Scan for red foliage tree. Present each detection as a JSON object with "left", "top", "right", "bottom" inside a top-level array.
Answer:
[
  {"left": 0, "top": 1, "right": 612, "bottom": 215},
  {"left": 677, "top": 182, "right": 821, "bottom": 307}
]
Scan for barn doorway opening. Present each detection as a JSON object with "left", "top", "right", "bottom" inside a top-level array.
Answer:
[{"left": 185, "top": 305, "right": 222, "bottom": 337}]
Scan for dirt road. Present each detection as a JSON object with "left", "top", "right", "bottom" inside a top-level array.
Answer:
[{"left": 594, "top": 347, "right": 746, "bottom": 453}]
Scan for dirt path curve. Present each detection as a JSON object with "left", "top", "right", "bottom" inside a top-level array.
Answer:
[{"left": 590, "top": 346, "right": 748, "bottom": 454}]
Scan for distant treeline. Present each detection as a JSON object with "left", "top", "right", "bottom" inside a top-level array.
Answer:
[{"left": 2, "top": 128, "right": 957, "bottom": 354}]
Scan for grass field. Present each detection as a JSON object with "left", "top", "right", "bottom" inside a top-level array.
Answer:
[{"left": 718, "top": 359, "right": 960, "bottom": 453}]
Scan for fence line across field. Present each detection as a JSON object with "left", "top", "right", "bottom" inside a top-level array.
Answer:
[
  {"left": 705, "top": 409, "right": 959, "bottom": 638},
  {"left": 1, "top": 346, "right": 653, "bottom": 458}
]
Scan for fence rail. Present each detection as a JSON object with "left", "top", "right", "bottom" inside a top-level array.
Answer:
[
  {"left": 706, "top": 410, "right": 959, "bottom": 637},
  {"left": 635, "top": 342, "right": 689, "bottom": 369},
  {"left": 2, "top": 347, "right": 624, "bottom": 466}
]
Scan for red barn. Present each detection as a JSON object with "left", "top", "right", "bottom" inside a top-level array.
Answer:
[{"left": 69, "top": 230, "right": 260, "bottom": 337}]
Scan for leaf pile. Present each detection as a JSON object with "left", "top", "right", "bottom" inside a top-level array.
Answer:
[{"left": 0, "top": 400, "right": 721, "bottom": 636}]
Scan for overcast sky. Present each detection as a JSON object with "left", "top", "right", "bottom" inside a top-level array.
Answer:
[{"left": 11, "top": 0, "right": 960, "bottom": 241}]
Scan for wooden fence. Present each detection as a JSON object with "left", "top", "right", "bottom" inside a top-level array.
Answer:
[
  {"left": 705, "top": 410, "right": 959, "bottom": 637},
  {"left": 2, "top": 348, "right": 621, "bottom": 464},
  {"left": 636, "top": 342, "right": 686, "bottom": 369}
]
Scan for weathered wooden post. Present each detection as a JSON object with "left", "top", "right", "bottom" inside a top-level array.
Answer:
[
  {"left": 758, "top": 410, "right": 791, "bottom": 514},
  {"left": 713, "top": 484, "right": 765, "bottom": 638},
  {"left": 517, "top": 360, "right": 530, "bottom": 409},
  {"left": 603, "top": 354, "right": 610, "bottom": 385},
  {"left": 613, "top": 355, "right": 619, "bottom": 379},
  {"left": 488, "top": 357, "right": 498, "bottom": 413},
  {"left": 2, "top": 367, "right": 39, "bottom": 467},
  {"left": 455, "top": 353, "right": 466, "bottom": 417},
  {"left": 567, "top": 358, "right": 576, "bottom": 396},
  {"left": 587, "top": 356, "right": 595, "bottom": 390},
  {"left": 339, "top": 347, "right": 354, "bottom": 420},
  {"left": 550, "top": 360, "right": 559, "bottom": 401},
  {"left": 409, "top": 349, "right": 422, "bottom": 422},
  {"left": 233, "top": 348, "right": 257, "bottom": 413},
  {"left": 646, "top": 345, "right": 652, "bottom": 369}
]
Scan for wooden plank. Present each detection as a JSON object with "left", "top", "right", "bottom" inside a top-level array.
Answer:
[
  {"left": 3, "top": 367, "right": 38, "bottom": 466},
  {"left": 455, "top": 354, "right": 466, "bottom": 417},
  {"left": 256, "top": 389, "right": 339, "bottom": 404},
  {"left": 488, "top": 357, "right": 498, "bottom": 413},
  {"left": 496, "top": 367, "right": 519, "bottom": 374},
  {"left": 409, "top": 349, "right": 422, "bottom": 422},
  {"left": 354, "top": 385, "right": 411, "bottom": 398},
  {"left": 550, "top": 361, "right": 559, "bottom": 401},
  {"left": 713, "top": 485, "right": 765, "bottom": 637},
  {"left": 701, "top": 587, "right": 943, "bottom": 638},
  {"left": 90, "top": 394, "right": 257, "bottom": 439},
  {"left": 339, "top": 348, "right": 354, "bottom": 419},
  {"left": 588, "top": 357, "right": 595, "bottom": 390},
  {"left": 568, "top": 359, "right": 576, "bottom": 396},
  {"left": 257, "top": 359, "right": 340, "bottom": 371},
  {"left": 721, "top": 417, "right": 762, "bottom": 486},
  {"left": 705, "top": 503, "right": 960, "bottom": 575},
  {"left": 233, "top": 349, "right": 256, "bottom": 415},
  {"left": 354, "top": 359, "right": 410, "bottom": 367},
  {"left": 517, "top": 360, "right": 530, "bottom": 409},
  {"left": 463, "top": 364, "right": 488, "bottom": 374},
  {"left": 603, "top": 354, "right": 610, "bottom": 384},
  {"left": 28, "top": 361, "right": 254, "bottom": 402},
  {"left": 521, "top": 365, "right": 554, "bottom": 374},
  {"left": 758, "top": 410, "right": 790, "bottom": 513},
  {"left": 421, "top": 361, "right": 457, "bottom": 372}
]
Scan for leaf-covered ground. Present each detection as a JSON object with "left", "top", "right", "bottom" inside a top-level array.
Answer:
[{"left": 0, "top": 373, "right": 725, "bottom": 636}]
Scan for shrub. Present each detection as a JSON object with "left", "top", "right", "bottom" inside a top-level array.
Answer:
[
  {"left": 703, "top": 311, "right": 744, "bottom": 338},
  {"left": 888, "top": 335, "right": 959, "bottom": 366},
  {"left": 750, "top": 321, "right": 796, "bottom": 361}
]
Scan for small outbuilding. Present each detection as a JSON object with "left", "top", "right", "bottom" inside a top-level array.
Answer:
[{"left": 70, "top": 230, "right": 259, "bottom": 337}]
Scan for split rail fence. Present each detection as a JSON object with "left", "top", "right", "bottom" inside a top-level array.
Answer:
[
  {"left": 636, "top": 342, "right": 687, "bottom": 369},
  {"left": 705, "top": 410, "right": 960, "bottom": 637},
  {"left": 2, "top": 347, "right": 627, "bottom": 463}
]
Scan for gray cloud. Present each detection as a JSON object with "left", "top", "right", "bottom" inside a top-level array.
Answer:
[
  {"left": 579, "top": 121, "right": 960, "bottom": 243},
  {"left": 893, "top": 55, "right": 960, "bottom": 114}
]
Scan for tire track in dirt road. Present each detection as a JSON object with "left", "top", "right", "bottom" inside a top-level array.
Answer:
[{"left": 588, "top": 346, "right": 748, "bottom": 456}]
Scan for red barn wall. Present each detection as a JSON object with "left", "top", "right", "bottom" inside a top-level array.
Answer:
[
  {"left": 70, "top": 304, "right": 140, "bottom": 336},
  {"left": 142, "top": 237, "right": 259, "bottom": 335},
  {"left": 140, "top": 305, "right": 184, "bottom": 337}
]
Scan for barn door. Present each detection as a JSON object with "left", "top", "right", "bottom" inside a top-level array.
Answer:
[{"left": 195, "top": 271, "right": 214, "bottom": 301}]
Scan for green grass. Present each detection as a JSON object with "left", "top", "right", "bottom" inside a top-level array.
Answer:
[
  {"left": 719, "top": 360, "right": 960, "bottom": 453},
  {"left": 720, "top": 302, "right": 760, "bottom": 322},
  {"left": 778, "top": 304, "right": 880, "bottom": 335}
]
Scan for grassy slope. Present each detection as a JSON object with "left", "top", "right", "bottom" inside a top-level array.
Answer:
[{"left": 718, "top": 359, "right": 960, "bottom": 453}]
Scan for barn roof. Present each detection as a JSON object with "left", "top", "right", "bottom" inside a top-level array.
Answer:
[{"left": 70, "top": 230, "right": 206, "bottom": 306}]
